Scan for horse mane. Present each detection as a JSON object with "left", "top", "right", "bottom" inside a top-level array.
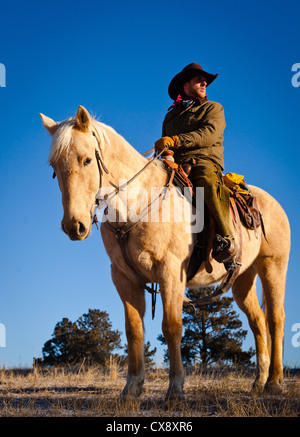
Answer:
[
  {"left": 48, "top": 115, "right": 158, "bottom": 168},
  {"left": 48, "top": 117, "right": 115, "bottom": 165}
]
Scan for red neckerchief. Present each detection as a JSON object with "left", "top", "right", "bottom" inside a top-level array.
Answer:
[{"left": 172, "top": 93, "right": 207, "bottom": 110}]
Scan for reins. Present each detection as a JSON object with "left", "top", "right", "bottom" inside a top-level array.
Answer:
[
  {"left": 91, "top": 127, "right": 167, "bottom": 227},
  {"left": 91, "top": 126, "right": 169, "bottom": 318}
]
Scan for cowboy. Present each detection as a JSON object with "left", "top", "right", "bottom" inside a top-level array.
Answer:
[{"left": 155, "top": 63, "right": 237, "bottom": 270}]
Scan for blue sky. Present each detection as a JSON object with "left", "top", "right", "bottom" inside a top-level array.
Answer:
[{"left": 0, "top": 0, "right": 299, "bottom": 368}]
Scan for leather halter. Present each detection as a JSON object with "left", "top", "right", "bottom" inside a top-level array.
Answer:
[{"left": 91, "top": 128, "right": 109, "bottom": 188}]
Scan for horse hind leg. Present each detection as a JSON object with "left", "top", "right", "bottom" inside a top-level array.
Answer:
[
  {"left": 232, "top": 266, "right": 270, "bottom": 393},
  {"left": 111, "top": 263, "right": 146, "bottom": 399},
  {"left": 257, "top": 257, "right": 287, "bottom": 394}
]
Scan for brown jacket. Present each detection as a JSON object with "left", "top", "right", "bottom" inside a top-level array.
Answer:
[{"left": 162, "top": 99, "right": 226, "bottom": 170}]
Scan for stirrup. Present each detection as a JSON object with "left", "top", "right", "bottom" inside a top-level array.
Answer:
[
  {"left": 213, "top": 234, "right": 238, "bottom": 263},
  {"left": 224, "top": 257, "right": 237, "bottom": 272}
]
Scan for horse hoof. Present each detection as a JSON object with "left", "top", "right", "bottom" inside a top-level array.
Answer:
[
  {"left": 119, "top": 385, "right": 144, "bottom": 401},
  {"left": 264, "top": 381, "right": 284, "bottom": 395},
  {"left": 165, "top": 390, "right": 185, "bottom": 402},
  {"left": 251, "top": 382, "right": 264, "bottom": 395},
  {"left": 119, "top": 391, "right": 141, "bottom": 403}
]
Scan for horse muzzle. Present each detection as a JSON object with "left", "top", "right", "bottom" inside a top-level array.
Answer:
[{"left": 61, "top": 218, "right": 90, "bottom": 241}]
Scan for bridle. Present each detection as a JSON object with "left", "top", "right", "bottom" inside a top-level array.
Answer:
[{"left": 92, "top": 131, "right": 109, "bottom": 187}]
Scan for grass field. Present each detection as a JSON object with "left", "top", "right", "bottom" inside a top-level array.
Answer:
[{"left": 0, "top": 365, "right": 299, "bottom": 417}]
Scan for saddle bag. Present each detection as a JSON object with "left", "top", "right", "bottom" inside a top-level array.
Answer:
[
  {"left": 223, "top": 172, "right": 266, "bottom": 239},
  {"left": 231, "top": 189, "right": 261, "bottom": 231}
]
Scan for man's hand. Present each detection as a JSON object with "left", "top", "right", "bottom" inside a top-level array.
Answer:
[{"left": 154, "top": 136, "right": 179, "bottom": 151}]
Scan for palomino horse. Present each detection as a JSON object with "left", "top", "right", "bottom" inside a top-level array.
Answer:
[{"left": 40, "top": 106, "right": 290, "bottom": 398}]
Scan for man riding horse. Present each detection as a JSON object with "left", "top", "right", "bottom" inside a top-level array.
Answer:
[{"left": 155, "top": 62, "right": 238, "bottom": 271}]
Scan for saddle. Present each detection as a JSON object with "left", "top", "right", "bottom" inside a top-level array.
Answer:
[{"left": 163, "top": 159, "right": 266, "bottom": 300}]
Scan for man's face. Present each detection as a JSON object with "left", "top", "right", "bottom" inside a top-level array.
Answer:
[{"left": 183, "top": 75, "right": 207, "bottom": 99}]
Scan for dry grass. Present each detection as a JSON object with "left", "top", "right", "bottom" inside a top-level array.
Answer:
[{"left": 0, "top": 365, "right": 299, "bottom": 417}]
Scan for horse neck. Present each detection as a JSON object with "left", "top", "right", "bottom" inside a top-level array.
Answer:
[
  {"left": 98, "top": 125, "right": 168, "bottom": 222},
  {"left": 101, "top": 126, "right": 167, "bottom": 191}
]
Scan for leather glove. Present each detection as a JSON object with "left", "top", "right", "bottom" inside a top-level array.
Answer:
[{"left": 154, "top": 136, "right": 179, "bottom": 151}]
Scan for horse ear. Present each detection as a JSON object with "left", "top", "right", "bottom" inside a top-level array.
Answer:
[
  {"left": 40, "top": 113, "right": 59, "bottom": 136},
  {"left": 76, "top": 105, "right": 91, "bottom": 132}
]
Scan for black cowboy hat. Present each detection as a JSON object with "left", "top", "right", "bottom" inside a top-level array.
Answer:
[{"left": 168, "top": 63, "right": 218, "bottom": 100}]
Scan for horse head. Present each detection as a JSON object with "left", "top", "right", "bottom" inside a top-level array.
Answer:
[{"left": 40, "top": 106, "right": 102, "bottom": 241}]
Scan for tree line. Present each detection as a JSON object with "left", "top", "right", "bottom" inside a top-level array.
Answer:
[{"left": 40, "top": 287, "right": 254, "bottom": 368}]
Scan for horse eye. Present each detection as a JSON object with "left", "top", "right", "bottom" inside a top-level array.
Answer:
[{"left": 84, "top": 158, "right": 92, "bottom": 166}]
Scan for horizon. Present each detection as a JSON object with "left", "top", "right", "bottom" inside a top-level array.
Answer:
[{"left": 0, "top": 0, "right": 299, "bottom": 370}]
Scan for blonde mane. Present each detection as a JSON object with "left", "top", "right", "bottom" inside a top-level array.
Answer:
[{"left": 48, "top": 117, "right": 114, "bottom": 165}]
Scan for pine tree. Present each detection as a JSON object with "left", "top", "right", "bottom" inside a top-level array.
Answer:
[
  {"left": 42, "top": 318, "right": 79, "bottom": 365},
  {"left": 42, "top": 309, "right": 123, "bottom": 366},
  {"left": 76, "top": 309, "right": 122, "bottom": 365},
  {"left": 144, "top": 341, "right": 157, "bottom": 368}
]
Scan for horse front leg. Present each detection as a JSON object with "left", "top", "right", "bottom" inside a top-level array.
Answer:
[
  {"left": 160, "top": 274, "right": 185, "bottom": 400},
  {"left": 111, "top": 264, "right": 145, "bottom": 399}
]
